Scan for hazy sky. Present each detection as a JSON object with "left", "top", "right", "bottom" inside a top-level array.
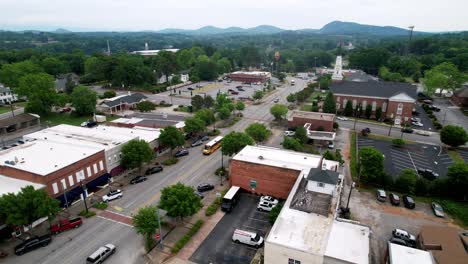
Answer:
[{"left": 1, "top": 0, "right": 467, "bottom": 32}]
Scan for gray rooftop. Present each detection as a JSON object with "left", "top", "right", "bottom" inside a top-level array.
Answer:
[
  {"left": 101, "top": 93, "right": 147, "bottom": 107},
  {"left": 289, "top": 176, "right": 332, "bottom": 216},
  {"left": 330, "top": 81, "right": 417, "bottom": 99},
  {"left": 307, "top": 167, "right": 340, "bottom": 185}
]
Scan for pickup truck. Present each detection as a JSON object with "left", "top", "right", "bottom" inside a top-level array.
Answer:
[{"left": 50, "top": 218, "right": 83, "bottom": 234}]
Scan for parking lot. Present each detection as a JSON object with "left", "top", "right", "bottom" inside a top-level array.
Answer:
[
  {"left": 358, "top": 136, "right": 454, "bottom": 179},
  {"left": 190, "top": 193, "right": 270, "bottom": 264},
  {"left": 458, "top": 149, "right": 468, "bottom": 163},
  {"left": 171, "top": 80, "right": 265, "bottom": 101},
  {"left": 412, "top": 103, "right": 435, "bottom": 131},
  {"left": 350, "top": 189, "right": 456, "bottom": 263}
]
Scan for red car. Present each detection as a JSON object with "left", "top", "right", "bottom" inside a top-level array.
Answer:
[
  {"left": 50, "top": 218, "right": 82, "bottom": 234},
  {"left": 230, "top": 91, "right": 239, "bottom": 95},
  {"left": 59, "top": 107, "right": 71, "bottom": 113}
]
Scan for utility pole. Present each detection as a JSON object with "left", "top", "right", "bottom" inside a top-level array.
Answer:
[
  {"left": 407, "top": 26, "right": 414, "bottom": 56},
  {"left": 80, "top": 181, "right": 88, "bottom": 214},
  {"left": 346, "top": 182, "right": 355, "bottom": 210}
]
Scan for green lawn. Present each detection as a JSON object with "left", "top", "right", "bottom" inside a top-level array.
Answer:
[
  {"left": 0, "top": 102, "right": 28, "bottom": 114},
  {"left": 301, "top": 104, "right": 312, "bottom": 111},
  {"left": 436, "top": 199, "right": 468, "bottom": 227},
  {"left": 306, "top": 91, "right": 326, "bottom": 102},
  {"left": 42, "top": 113, "right": 119, "bottom": 127},
  {"left": 448, "top": 150, "right": 465, "bottom": 164}
]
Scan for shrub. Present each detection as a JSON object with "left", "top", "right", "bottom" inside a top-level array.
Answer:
[
  {"left": 205, "top": 197, "right": 222, "bottom": 216},
  {"left": 171, "top": 220, "right": 204, "bottom": 253},
  {"left": 92, "top": 202, "right": 108, "bottom": 210},
  {"left": 173, "top": 108, "right": 179, "bottom": 111},
  {"left": 333, "top": 122, "right": 339, "bottom": 129},
  {"left": 208, "top": 129, "right": 221, "bottom": 136},
  {"left": 215, "top": 167, "right": 226, "bottom": 176},
  {"left": 162, "top": 157, "right": 179, "bottom": 166},
  {"left": 392, "top": 138, "right": 405, "bottom": 147},
  {"left": 79, "top": 210, "right": 96, "bottom": 218}
]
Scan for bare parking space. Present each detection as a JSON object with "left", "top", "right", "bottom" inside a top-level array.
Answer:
[
  {"left": 171, "top": 80, "right": 265, "bottom": 101},
  {"left": 357, "top": 136, "right": 454, "bottom": 179},
  {"left": 350, "top": 190, "right": 457, "bottom": 264},
  {"left": 190, "top": 193, "right": 271, "bottom": 264}
]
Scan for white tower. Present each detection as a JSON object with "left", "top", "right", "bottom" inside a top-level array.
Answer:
[
  {"left": 145, "top": 42, "right": 149, "bottom": 51},
  {"left": 332, "top": 56, "right": 343, "bottom": 81}
]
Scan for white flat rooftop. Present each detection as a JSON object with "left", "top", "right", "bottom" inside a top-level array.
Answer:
[
  {"left": 91, "top": 125, "right": 160, "bottom": 143},
  {"left": 230, "top": 71, "right": 270, "bottom": 76},
  {"left": 0, "top": 174, "right": 45, "bottom": 196},
  {"left": 0, "top": 140, "right": 101, "bottom": 176},
  {"left": 111, "top": 118, "right": 144, "bottom": 125},
  {"left": 387, "top": 242, "right": 435, "bottom": 264},
  {"left": 266, "top": 170, "right": 333, "bottom": 255},
  {"left": 324, "top": 221, "right": 370, "bottom": 264},
  {"left": 232, "top": 145, "right": 323, "bottom": 171}
]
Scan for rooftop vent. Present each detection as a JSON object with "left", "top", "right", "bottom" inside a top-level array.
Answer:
[{"left": 258, "top": 155, "right": 264, "bottom": 160}]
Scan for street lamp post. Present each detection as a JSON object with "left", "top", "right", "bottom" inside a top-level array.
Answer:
[
  {"left": 157, "top": 210, "right": 163, "bottom": 249},
  {"left": 80, "top": 181, "right": 88, "bottom": 214},
  {"left": 346, "top": 182, "right": 356, "bottom": 210}
]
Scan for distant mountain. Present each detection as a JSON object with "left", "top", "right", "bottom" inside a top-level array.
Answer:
[
  {"left": 318, "top": 21, "right": 426, "bottom": 36},
  {"left": 153, "top": 25, "right": 285, "bottom": 35},
  {"left": 248, "top": 25, "right": 284, "bottom": 34},
  {"left": 54, "top": 28, "right": 72, "bottom": 34}
]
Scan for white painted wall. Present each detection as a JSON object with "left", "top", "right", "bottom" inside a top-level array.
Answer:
[
  {"left": 265, "top": 240, "right": 324, "bottom": 264},
  {"left": 307, "top": 180, "right": 335, "bottom": 195}
]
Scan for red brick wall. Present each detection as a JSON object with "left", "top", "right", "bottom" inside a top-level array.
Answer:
[
  {"left": 386, "top": 101, "right": 414, "bottom": 124},
  {"left": 288, "top": 117, "right": 334, "bottom": 131},
  {"left": 228, "top": 73, "right": 268, "bottom": 83},
  {"left": 229, "top": 160, "right": 300, "bottom": 199},
  {"left": 0, "top": 150, "right": 107, "bottom": 197}
]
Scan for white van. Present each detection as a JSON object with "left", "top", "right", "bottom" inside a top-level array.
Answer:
[
  {"left": 232, "top": 229, "right": 264, "bottom": 248},
  {"left": 86, "top": 244, "right": 116, "bottom": 264}
]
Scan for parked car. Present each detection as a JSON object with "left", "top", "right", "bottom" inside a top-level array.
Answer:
[
  {"left": 260, "top": 196, "right": 278, "bottom": 205},
  {"left": 327, "top": 142, "right": 334, "bottom": 149},
  {"left": 390, "top": 193, "right": 400, "bottom": 206},
  {"left": 284, "top": 131, "right": 295, "bottom": 136},
  {"left": 389, "top": 237, "right": 413, "bottom": 248},
  {"left": 59, "top": 107, "right": 72, "bottom": 113},
  {"left": 273, "top": 98, "right": 279, "bottom": 103},
  {"left": 232, "top": 229, "right": 264, "bottom": 248},
  {"left": 174, "top": 149, "right": 189, "bottom": 157},
  {"left": 422, "top": 99, "right": 433, "bottom": 105},
  {"left": 415, "top": 130, "right": 431, "bottom": 136},
  {"left": 412, "top": 121, "right": 424, "bottom": 127},
  {"left": 361, "top": 127, "right": 371, "bottom": 136},
  {"left": 236, "top": 85, "right": 243, "bottom": 89},
  {"left": 145, "top": 166, "right": 163, "bottom": 175},
  {"left": 86, "top": 244, "right": 116, "bottom": 264},
  {"left": 200, "top": 135, "right": 210, "bottom": 142},
  {"left": 403, "top": 195, "right": 415, "bottom": 209},
  {"left": 257, "top": 201, "right": 276, "bottom": 212},
  {"left": 130, "top": 176, "right": 147, "bottom": 184},
  {"left": 50, "top": 218, "right": 83, "bottom": 234},
  {"left": 431, "top": 202, "right": 445, "bottom": 217},
  {"left": 102, "top": 189, "right": 123, "bottom": 202},
  {"left": 187, "top": 87, "right": 194, "bottom": 90},
  {"left": 417, "top": 168, "right": 439, "bottom": 180},
  {"left": 14, "top": 235, "right": 52, "bottom": 255},
  {"left": 237, "top": 87, "right": 245, "bottom": 91},
  {"left": 194, "top": 191, "right": 204, "bottom": 199},
  {"left": 197, "top": 183, "right": 215, "bottom": 192},
  {"left": 190, "top": 139, "right": 203, "bottom": 147},
  {"left": 376, "top": 189, "right": 387, "bottom": 202},
  {"left": 392, "top": 228, "right": 417, "bottom": 246},
  {"left": 230, "top": 91, "right": 239, "bottom": 95},
  {"left": 81, "top": 121, "right": 98, "bottom": 128},
  {"left": 228, "top": 89, "right": 234, "bottom": 92},
  {"left": 401, "top": 127, "right": 414, "bottom": 133},
  {"left": 336, "top": 116, "right": 348, "bottom": 121}
]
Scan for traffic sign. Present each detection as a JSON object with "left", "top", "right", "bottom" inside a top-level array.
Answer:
[
  {"left": 250, "top": 179, "right": 257, "bottom": 189},
  {"left": 155, "top": 233, "right": 160, "bottom": 240}
]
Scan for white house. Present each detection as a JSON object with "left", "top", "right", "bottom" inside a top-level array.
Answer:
[
  {"left": 306, "top": 164, "right": 340, "bottom": 195},
  {"left": 0, "top": 84, "right": 18, "bottom": 105}
]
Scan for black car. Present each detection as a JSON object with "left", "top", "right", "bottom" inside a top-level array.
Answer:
[
  {"left": 174, "top": 149, "right": 189, "bottom": 157},
  {"left": 228, "top": 89, "right": 234, "bottom": 92},
  {"left": 237, "top": 88, "right": 245, "bottom": 91},
  {"left": 200, "top": 135, "right": 210, "bottom": 142},
  {"left": 417, "top": 168, "right": 439, "bottom": 180},
  {"left": 197, "top": 183, "right": 215, "bottom": 192},
  {"left": 187, "top": 87, "right": 194, "bottom": 90},
  {"left": 236, "top": 85, "right": 243, "bottom": 89},
  {"left": 401, "top": 127, "right": 414, "bottom": 133},
  {"left": 389, "top": 237, "right": 413, "bottom": 248},
  {"left": 184, "top": 132, "right": 194, "bottom": 140},
  {"left": 145, "top": 166, "right": 163, "bottom": 175},
  {"left": 191, "top": 139, "right": 203, "bottom": 147},
  {"left": 403, "top": 195, "right": 415, "bottom": 209},
  {"left": 130, "top": 176, "right": 147, "bottom": 184},
  {"left": 15, "top": 235, "right": 52, "bottom": 255}
]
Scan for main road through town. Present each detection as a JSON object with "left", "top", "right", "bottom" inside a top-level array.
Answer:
[{"left": 9, "top": 77, "right": 443, "bottom": 264}]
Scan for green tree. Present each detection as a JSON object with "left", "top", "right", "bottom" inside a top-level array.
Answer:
[
  {"left": 215, "top": 93, "right": 231, "bottom": 111},
  {"left": 203, "top": 95, "right": 214, "bottom": 108},
  {"left": 282, "top": 137, "right": 303, "bottom": 151},
  {"left": 0, "top": 60, "right": 43, "bottom": 87},
  {"left": 395, "top": 169, "right": 418, "bottom": 194},
  {"left": 446, "top": 163, "right": 468, "bottom": 199},
  {"left": 423, "top": 62, "right": 466, "bottom": 95},
  {"left": 319, "top": 77, "right": 330, "bottom": 89},
  {"left": 192, "top": 56, "right": 218, "bottom": 80},
  {"left": 103, "top": 90, "right": 117, "bottom": 98},
  {"left": 217, "top": 107, "right": 231, "bottom": 120},
  {"left": 375, "top": 107, "right": 383, "bottom": 120},
  {"left": 359, "top": 147, "right": 384, "bottom": 185},
  {"left": 121, "top": 139, "right": 154, "bottom": 171},
  {"left": 268, "top": 202, "right": 284, "bottom": 224},
  {"left": 133, "top": 206, "right": 161, "bottom": 252},
  {"left": 252, "top": 90, "right": 264, "bottom": 100},
  {"left": 245, "top": 123, "right": 271, "bottom": 143},
  {"left": 184, "top": 117, "right": 206, "bottom": 135},
  {"left": 159, "top": 126, "right": 185, "bottom": 154},
  {"left": 343, "top": 100, "right": 353, "bottom": 117},
  {"left": 137, "top": 101, "right": 156, "bottom": 112},
  {"left": 235, "top": 101, "right": 245, "bottom": 111},
  {"left": 0, "top": 186, "right": 60, "bottom": 234},
  {"left": 71, "top": 86, "right": 97, "bottom": 116},
  {"left": 270, "top": 104, "right": 288, "bottom": 120},
  {"left": 221, "top": 131, "right": 254, "bottom": 156},
  {"left": 194, "top": 109, "right": 215, "bottom": 126},
  {"left": 159, "top": 183, "right": 202, "bottom": 219},
  {"left": 440, "top": 125, "right": 468, "bottom": 147},
  {"left": 322, "top": 92, "right": 336, "bottom": 114},
  {"left": 294, "top": 126, "right": 308, "bottom": 144},
  {"left": 323, "top": 150, "right": 336, "bottom": 161},
  {"left": 17, "top": 73, "right": 56, "bottom": 115},
  {"left": 41, "top": 57, "right": 68, "bottom": 77},
  {"left": 286, "top": 93, "right": 297, "bottom": 103},
  {"left": 364, "top": 104, "right": 372, "bottom": 119},
  {"left": 191, "top": 95, "right": 205, "bottom": 111},
  {"left": 392, "top": 138, "right": 405, "bottom": 147}
]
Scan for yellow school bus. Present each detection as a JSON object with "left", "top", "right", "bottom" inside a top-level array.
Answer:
[{"left": 202, "top": 136, "right": 223, "bottom": 155}]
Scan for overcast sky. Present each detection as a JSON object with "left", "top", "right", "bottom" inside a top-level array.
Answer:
[{"left": 1, "top": 0, "right": 467, "bottom": 32}]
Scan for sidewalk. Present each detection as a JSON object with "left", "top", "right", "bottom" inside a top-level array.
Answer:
[{"left": 146, "top": 184, "right": 227, "bottom": 264}]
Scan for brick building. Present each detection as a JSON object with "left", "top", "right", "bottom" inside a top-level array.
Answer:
[
  {"left": 452, "top": 87, "right": 468, "bottom": 107},
  {"left": 0, "top": 139, "right": 108, "bottom": 206},
  {"left": 287, "top": 110, "right": 335, "bottom": 132},
  {"left": 228, "top": 71, "right": 271, "bottom": 83},
  {"left": 229, "top": 145, "right": 333, "bottom": 199},
  {"left": 330, "top": 81, "right": 417, "bottom": 125}
]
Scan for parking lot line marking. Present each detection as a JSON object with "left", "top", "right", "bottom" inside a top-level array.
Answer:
[
  {"left": 391, "top": 155, "right": 412, "bottom": 164},
  {"left": 97, "top": 216, "right": 133, "bottom": 228},
  {"left": 231, "top": 242, "right": 258, "bottom": 250},
  {"left": 408, "top": 152, "right": 427, "bottom": 159},
  {"left": 249, "top": 217, "right": 269, "bottom": 223},
  {"left": 242, "top": 225, "right": 262, "bottom": 232},
  {"left": 407, "top": 151, "right": 418, "bottom": 172}
]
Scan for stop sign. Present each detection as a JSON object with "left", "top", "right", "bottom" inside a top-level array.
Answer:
[{"left": 154, "top": 233, "right": 160, "bottom": 240}]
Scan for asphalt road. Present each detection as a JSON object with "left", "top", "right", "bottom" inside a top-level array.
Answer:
[{"left": 5, "top": 77, "right": 305, "bottom": 264}]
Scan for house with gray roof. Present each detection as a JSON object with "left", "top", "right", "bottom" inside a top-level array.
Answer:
[
  {"left": 306, "top": 165, "right": 340, "bottom": 195},
  {"left": 0, "top": 83, "right": 17, "bottom": 105},
  {"left": 330, "top": 81, "right": 417, "bottom": 125},
  {"left": 97, "top": 92, "right": 147, "bottom": 114},
  {"left": 54, "top": 73, "right": 80, "bottom": 92}
]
